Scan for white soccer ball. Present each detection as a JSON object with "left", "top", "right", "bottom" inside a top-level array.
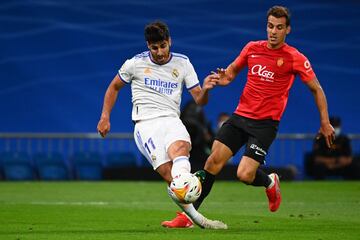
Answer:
[{"left": 169, "top": 172, "right": 202, "bottom": 204}]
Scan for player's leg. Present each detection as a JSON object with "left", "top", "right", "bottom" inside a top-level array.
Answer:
[
  {"left": 193, "top": 116, "right": 246, "bottom": 210},
  {"left": 164, "top": 139, "right": 232, "bottom": 228},
  {"left": 241, "top": 135, "right": 281, "bottom": 212},
  {"left": 167, "top": 140, "right": 191, "bottom": 178},
  {"left": 162, "top": 140, "right": 227, "bottom": 229},
  {"left": 155, "top": 161, "right": 172, "bottom": 184},
  {"left": 162, "top": 118, "right": 227, "bottom": 229},
  {"left": 237, "top": 156, "right": 269, "bottom": 185},
  {"left": 192, "top": 140, "right": 233, "bottom": 209}
]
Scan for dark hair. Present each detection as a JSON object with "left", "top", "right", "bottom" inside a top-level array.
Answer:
[
  {"left": 267, "top": 6, "right": 291, "bottom": 26},
  {"left": 144, "top": 21, "right": 170, "bottom": 43}
]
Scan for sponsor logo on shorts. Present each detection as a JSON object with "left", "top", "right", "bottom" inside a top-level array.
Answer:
[{"left": 250, "top": 144, "right": 267, "bottom": 156}]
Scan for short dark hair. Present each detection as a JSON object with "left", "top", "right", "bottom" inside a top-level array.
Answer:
[
  {"left": 267, "top": 6, "right": 291, "bottom": 26},
  {"left": 144, "top": 21, "right": 170, "bottom": 43}
]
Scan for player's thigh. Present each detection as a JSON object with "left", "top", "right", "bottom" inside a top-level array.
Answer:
[
  {"left": 204, "top": 140, "right": 233, "bottom": 175},
  {"left": 167, "top": 140, "right": 191, "bottom": 160},
  {"left": 243, "top": 121, "right": 278, "bottom": 165},
  {"left": 164, "top": 117, "right": 191, "bottom": 158},
  {"left": 215, "top": 114, "right": 248, "bottom": 156}
]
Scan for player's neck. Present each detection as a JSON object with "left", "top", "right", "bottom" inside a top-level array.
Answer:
[
  {"left": 150, "top": 52, "right": 172, "bottom": 65},
  {"left": 267, "top": 41, "right": 285, "bottom": 50}
]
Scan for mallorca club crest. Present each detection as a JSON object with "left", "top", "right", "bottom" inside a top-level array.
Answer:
[{"left": 277, "top": 58, "right": 284, "bottom": 67}]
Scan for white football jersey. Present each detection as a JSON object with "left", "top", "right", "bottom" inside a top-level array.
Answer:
[{"left": 118, "top": 51, "right": 199, "bottom": 121}]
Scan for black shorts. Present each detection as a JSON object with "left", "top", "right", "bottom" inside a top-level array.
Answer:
[{"left": 215, "top": 114, "right": 279, "bottom": 164}]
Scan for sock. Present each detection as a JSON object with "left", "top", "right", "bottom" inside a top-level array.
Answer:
[
  {"left": 193, "top": 170, "right": 215, "bottom": 210},
  {"left": 167, "top": 186, "right": 206, "bottom": 227},
  {"left": 178, "top": 203, "right": 204, "bottom": 225},
  {"left": 267, "top": 174, "right": 275, "bottom": 189},
  {"left": 171, "top": 156, "right": 191, "bottom": 178},
  {"left": 251, "top": 169, "right": 272, "bottom": 187}
]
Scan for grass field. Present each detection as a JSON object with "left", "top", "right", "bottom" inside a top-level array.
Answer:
[{"left": 0, "top": 181, "right": 359, "bottom": 240}]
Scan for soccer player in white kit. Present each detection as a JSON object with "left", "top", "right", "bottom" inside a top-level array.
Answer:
[{"left": 97, "top": 21, "right": 226, "bottom": 229}]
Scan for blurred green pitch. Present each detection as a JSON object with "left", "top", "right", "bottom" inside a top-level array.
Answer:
[{"left": 0, "top": 181, "right": 359, "bottom": 240}]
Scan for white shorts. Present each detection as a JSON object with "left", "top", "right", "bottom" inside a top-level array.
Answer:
[{"left": 134, "top": 116, "right": 191, "bottom": 170}]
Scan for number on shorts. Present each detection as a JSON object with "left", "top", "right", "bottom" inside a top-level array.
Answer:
[{"left": 144, "top": 137, "right": 156, "bottom": 154}]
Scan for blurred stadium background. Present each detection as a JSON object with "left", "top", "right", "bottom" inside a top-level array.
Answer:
[{"left": 1, "top": 0, "right": 359, "bottom": 181}]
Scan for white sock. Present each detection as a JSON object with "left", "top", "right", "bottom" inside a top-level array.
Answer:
[
  {"left": 267, "top": 174, "right": 275, "bottom": 189},
  {"left": 171, "top": 156, "right": 191, "bottom": 178},
  {"left": 167, "top": 186, "right": 227, "bottom": 229},
  {"left": 178, "top": 203, "right": 205, "bottom": 226}
]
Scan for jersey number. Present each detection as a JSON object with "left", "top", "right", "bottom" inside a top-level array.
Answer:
[{"left": 144, "top": 137, "right": 156, "bottom": 154}]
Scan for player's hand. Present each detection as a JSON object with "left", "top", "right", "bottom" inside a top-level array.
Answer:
[
  {"left": 217, "top": 68, "right": 227, "bottom": 77},
  {"left": 203, "top": 73, "right": 219, "bottom": 90},
  {"left": 210, "top": 68, "right": 230, "bottom": 86},
  {"left": 211, "top": 68, "right": 226, "bottom": 77},
  {"left": 317, "top": 122, "right": 335, "bottom": 148},
  {"left": 97, "top": 117, "right": 110, "bottom": 138}
]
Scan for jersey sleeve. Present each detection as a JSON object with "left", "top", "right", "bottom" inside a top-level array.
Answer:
[
  {"left": 184, "top": 59, "right": 200, "bottom": 90},
  {"left": 293, "top": 52, "right": 316, "bottom": 82},
  {"left": 118, "top": 58, "right": 135, "bottom": 84},
  {"left": 233, "top": 41, "right": 252, "bottom": 69}
]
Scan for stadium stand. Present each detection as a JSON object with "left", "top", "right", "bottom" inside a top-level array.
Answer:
[
  {"left": 72, "top": 152, "right": 103, "bottom": 180},
  {"left": 33, "top": 152, "right": 71, "bottom": 180},
  {"left": 1, "top": 151, "right": 36, "bottom": 180}
]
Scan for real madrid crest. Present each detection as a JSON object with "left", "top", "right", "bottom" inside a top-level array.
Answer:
[
  {"left": 277, "top": 58, "right": 284, "bottom": 67},
  {"left": 172, "top": 69, "right": 179, "bottom": 78}
]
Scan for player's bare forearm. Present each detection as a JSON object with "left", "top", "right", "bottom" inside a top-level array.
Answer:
[
  {"left": 101, "top": 79, "right": 121, "bottom": 118},
  {"left": 97, "top": 75, "right": 124, "bottom": 137},
  {"left": 307, "top": 78, "right": 335, "bottom": 147},
  {"left": 190, "top": 74, "right": 218, "bottom": 105}
]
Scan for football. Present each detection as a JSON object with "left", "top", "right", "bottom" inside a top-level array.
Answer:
[{"left": 168, "top": 172, "right": 202, "bottom": 204}]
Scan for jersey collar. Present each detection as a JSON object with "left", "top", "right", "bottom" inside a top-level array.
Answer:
[{"left": 149, "top": 52, "right": 173, "bottom": 65}]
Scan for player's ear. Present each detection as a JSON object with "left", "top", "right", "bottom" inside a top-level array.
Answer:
[
  {"left": 146, "top": 41, "right": 151, "bottom": 49},
  {"left": 168, "top": 37, "right": 172, "bottom": 47},
  {"left": 286, "top": 26, "right": 291, "bottom": 35}
]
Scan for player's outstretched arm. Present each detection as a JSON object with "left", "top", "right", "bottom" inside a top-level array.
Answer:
[
  {"left": 97, "top": 75, "right": 125, "bottom": 138},
  {"left": 190, "top": 74, "right": 219, "bottom": 106},
  {"left": 306, "top": 77, "right": 335, "bottom": 148},
  {"left": 213, "top": 61, "right": 242, "bottom": 86}
]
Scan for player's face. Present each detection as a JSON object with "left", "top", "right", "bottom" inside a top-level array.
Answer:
[
  {"left": 147, "top": 39, "right": 171, "bottom": 64},
  {"left": 267, "top": 16, "right": 291, "bottom": 49}
]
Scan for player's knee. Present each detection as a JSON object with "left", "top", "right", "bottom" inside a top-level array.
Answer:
[
  {"left": 237, "top": 169, "right": 255, "bottom": 184},
  {"left": 169, "top": 141, "right": 190, "bottom": 157},
  {"left": 204, "top": 155, "right": 223, "bottom": 174}
]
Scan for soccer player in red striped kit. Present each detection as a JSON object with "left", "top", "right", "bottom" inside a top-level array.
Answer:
[{"left": 162, "top": 5, "right": 335, "bottom": 228}]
